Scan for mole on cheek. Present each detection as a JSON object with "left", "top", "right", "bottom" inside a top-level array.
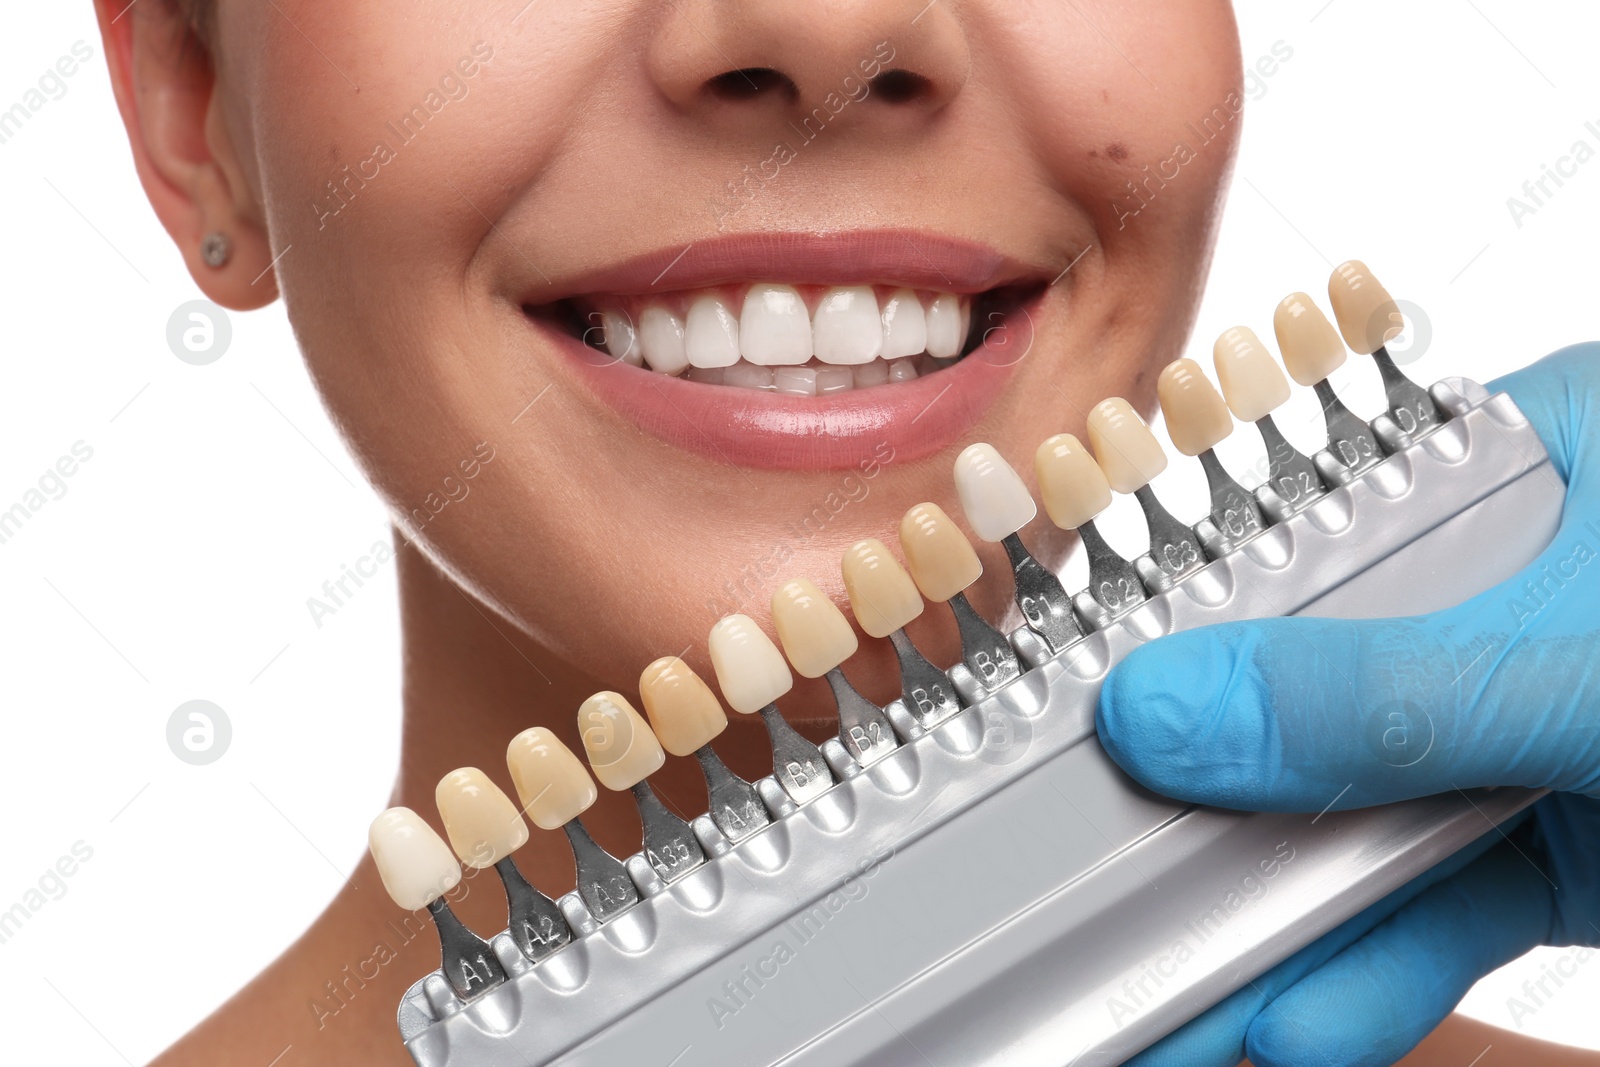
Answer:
[{"left": 1106, "top": 142, "right": 1130, "bottom": 163}]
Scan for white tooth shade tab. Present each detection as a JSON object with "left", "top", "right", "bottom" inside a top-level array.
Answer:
[
  {"left": 638, "top": 304, "right": 690, "bottom": 375},
  {"left": 685, "top": 294, "right": 741, "bottom": 368},
  {"left": 880, "top": 288, "right": 928, "bottom": 360},
  {"left": 740, "top": 284, "right": 812, "bottom": 366},
  {"left": 370, "top": 807, "right": 461, "bottom": 911},
  {"left": 953, "top": 443, "right": 1037, "bottom": 542},
  {"left": 1213, "top": 326, "right": 1291, "bottom": 422},
  {"left": 812, "top": 286, "right": 884, "bottom": 365},
  {"left": 708, "top": 614, "right": 794, "bottom": 715},
  {"left": 924, "top": 293, "right": 963, "bottom": 358}
]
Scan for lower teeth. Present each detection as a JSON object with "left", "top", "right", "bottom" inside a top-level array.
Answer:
[{"left": 680, "top": 354, "right": 955, "bottom": 394}]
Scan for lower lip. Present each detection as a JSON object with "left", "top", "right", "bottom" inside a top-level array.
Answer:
[{"left": 533, "top": 303, "right": 1036, "bottom": 471}]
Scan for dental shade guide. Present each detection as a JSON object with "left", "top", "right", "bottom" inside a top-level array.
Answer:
[
  {"left": 370, "top": 807, "right": 509, "bottom": 1002},
  {"left": 388, "top": 266, "right": 1561, "bottom": 1067},
  {"left": 1274, "top": 292, "right": 1383, "bottom": 486},
  {"left": 953, "top": 443, "right": 1084, "bottom": 654},
  {"left": 1087, "top": 397, "right": 1209, "bottom": 593},
  {"left": 772, "top": 578, "right": 901, "bottom": 766},
  {"left": 841, "top": 538, "right": 962, "bottom": 729},
  {"left": 435, "top": 767, "right": 572, "bottom": 963},
  {"left": 1158, "top": 357, "right": 1269, "bottom": 556},
  {"left": 1033, "top": 432, "right": 1148, "bottom": 628},
  {"left": 640, "top": 656, "right": 772, "bottom": 842},
  {"left": 578, "top": 691, "right": 706, "bottom": 883},
  {"left": 1215, "top": 325, "right": 1328, "bottom": 517},
  {"left": 1329, "top": 260, "right": 1443, "bottom": 448},
  {"left": 900, "top": 502, "right": 1023, "bottom": 703},
  {"left": 506, "top": 728, "right": 640, "bottom": 923},
  {"left": 708, "top": 613, "right": 837, "bottom": 804}
]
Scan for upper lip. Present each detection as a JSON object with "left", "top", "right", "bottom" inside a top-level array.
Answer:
[{"left": 519, "top": 229, "right": 1054, "bottom": 304}]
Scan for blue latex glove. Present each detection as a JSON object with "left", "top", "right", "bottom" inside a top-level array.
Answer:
[{"left": 1097, "top": 344, "right": 1600, "bottom": 1067}]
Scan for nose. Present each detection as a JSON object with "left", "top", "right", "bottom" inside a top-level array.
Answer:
[{"left": 646, "top": 0, "right": 970, "bottom": 122}]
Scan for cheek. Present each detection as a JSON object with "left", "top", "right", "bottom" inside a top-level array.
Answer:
[{"left": 982, "top": 1, "right": 1243, "bottom": 246}]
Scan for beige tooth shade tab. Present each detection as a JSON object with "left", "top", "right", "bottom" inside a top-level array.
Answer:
[
  {"left": 1034, "top": 434, "right": 1112, "bottom": 530},
  {"left": 370, "top": 806, "right": 462, "bottom": 911},
  {"left": 1087, "top": 397, "right": 1167, "bottom": 493},
  {"left": 771, "top": 578, "right": 860, "bottom": 678},
  {"left": 638, "top": 656, "right": 727, "bottom": 756},
  {"left": 1213, "top": 326, "right": 1291, "bottom": 423},
  {"left": 952, "top": 443, "right": 1038, "bottom": 542},
  {"left": 898, "top": 502, "right": 982, "bottom": 603},
  {"left": 1328, "top": 260, "right": 1403, "bottom": 356},
  {"left": 1156, "top": 359, "right": 1233, "bottom": 457},
  {"left": 707, "top": 614, "right": 794, "bottom": 714},
  {"left": 841, "top": 539, "right": 924, "bottom": 639},
  {"left": 1274, "top": 292, "right": 1347, "bottom": 386},
  {"left": 435, "top": 767, "right": 530, "bottom": 869},
  {"left": 505, "top": 727, "right": 598, "bottom": 831},
  {"left": 578, "top": 691, "right": 665, "bottom": 792}
]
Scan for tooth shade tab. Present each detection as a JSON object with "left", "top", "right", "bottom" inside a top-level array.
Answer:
[
  {"left": 685, "top": 294, "right": 741, "bottom": 368},
  {"left": 578, "top": 691, "right": 665, "bottom": 791},
  {"left": 740, "top": 283, "right": 812, "bottom": 366},
  {"left": 370, "top": 807, "right": 462, "bottom": 911},
  {"left": 841, "top": 538, "right": 924, "bottom": 638},
  {"left": 880, "top": 288, "right": 928, "bottom": 360},
  {"left": 639, "top": 656, "right": 728, "bottom": 756},
  {"left": 708, "top": 614, "right": 794, "bottom": 714},
  {"left": 1213, "top": 326, "right": 1292, "bottom": 422},
  {"left": 812, "top": 286, "right": 884, "bottom": 365},
  {"left": 898, "top": 502, "right": 983, "bottom": 602},
  {"left": 1157, "top": 359, "right": 1234, "bottom": 457},
  {"left": 1087, "top": 397, "right": 1168, "bottom": 493},
  {"left": 505, "top": 727, "right": 599, "bottom": 830},
  {"left": 1034, "top": 433, "right": 1112, "bottom": 530},
  {"left": 638, "top": 304, "right": 690, "bottom": 376},
  {"left": 1328, "top": 260, "right": 1403, "bottom": 355},
  {"left": 953, "top": 443, "right": 1038, "bottom": 542},
  {"left": 771, "top": 578, "right": 860, "bottom": 678},
  {"left": 436, "top": 768, "right": 529, "bottom": 869},
  {"left": 1274, "top": 292, "right": 1346, "bottom": 385}
]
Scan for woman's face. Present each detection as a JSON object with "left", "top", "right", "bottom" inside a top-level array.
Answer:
[{"left": 203, "top": 0, "right": 1242, "bottom": 697}]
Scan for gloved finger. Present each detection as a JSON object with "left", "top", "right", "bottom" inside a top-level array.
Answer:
[
  {"left": 1489, "top": 344, "right": 1600, "bottom": 486},
  {"left": 1246, "top": 834, "right": 1556, "bottom": 1067},
  {"left": 1097, "top": 515, "right": 1600, "bottom": 809},
  {"left": 1123, "top": 828, "right": 1506, "bottom": 1067}
]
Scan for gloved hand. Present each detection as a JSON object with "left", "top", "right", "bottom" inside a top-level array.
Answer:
[{"left": 1097, "top": 343, "right": 1600, "bottom": 1067}]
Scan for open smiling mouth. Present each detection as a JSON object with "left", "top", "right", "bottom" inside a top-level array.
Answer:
[{"left": 527, "top": 282, "right": 1042, "bottom": 396}]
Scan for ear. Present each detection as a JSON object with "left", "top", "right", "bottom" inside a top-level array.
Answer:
[{"left": 94, "top": 0, "right": 278, "bottom": 309}]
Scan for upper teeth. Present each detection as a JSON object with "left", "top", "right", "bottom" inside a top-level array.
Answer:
[{"left": 589, "top": 285, "right": 973, "bottom": 380}]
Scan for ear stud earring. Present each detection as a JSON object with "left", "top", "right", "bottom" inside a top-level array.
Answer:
[{"left": 200, "top": 231, "right": 231, "bottom": 268}]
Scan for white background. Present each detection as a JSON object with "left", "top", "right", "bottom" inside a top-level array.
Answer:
[{"left": 2, "top": 1, "right": 1598, "bottom": 1063}]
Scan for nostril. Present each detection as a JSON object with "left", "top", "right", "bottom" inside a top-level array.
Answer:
[
  {"left": 869, "top": 69, "right": 933, "bottom": 104},
  {"left": 705, "top": 67, "right": 797, "bottom": 102}
]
